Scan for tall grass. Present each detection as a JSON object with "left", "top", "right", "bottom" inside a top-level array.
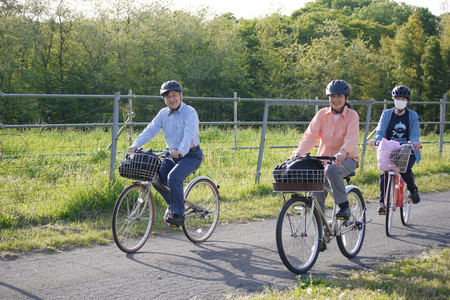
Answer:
[{"left": 0, "top": 127, "right": 449, "bottom": 254}]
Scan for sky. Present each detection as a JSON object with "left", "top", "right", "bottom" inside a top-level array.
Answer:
[{"left": 169, "top": 0, "right": 447, "bottom": 18}]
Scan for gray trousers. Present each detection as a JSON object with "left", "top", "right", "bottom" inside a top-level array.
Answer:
[{"left": 314, "top": 157, "right": 358, "bottom": 213}]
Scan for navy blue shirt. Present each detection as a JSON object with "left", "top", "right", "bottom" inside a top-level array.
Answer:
[{"left": 386, "top": 110, "right": 409, "bottom": 144}]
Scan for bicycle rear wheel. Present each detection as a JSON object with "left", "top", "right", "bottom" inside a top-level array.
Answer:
[
  {"left": 276, "top": 196, "right": 322, "bottom": 274},
  {"left": 400, "top": 188, "right": 411, "bottom": 225},
  {"left": 385, "top": 176, "right": 395, "bottom": 236},
  {"left": 112, "top": 183, "right": 155, "bottom": 253},
  {"left": 182, "top": 177, "right": 220, "bottom": 243},
  {"left": 336, "top": 187, "right": 366, "bottom": 258}
]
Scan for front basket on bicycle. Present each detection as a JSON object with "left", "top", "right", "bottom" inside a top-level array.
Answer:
[
  {"left": 118, "top": 151, "right": 162, "bottom": 182},
  {"left": 272, "top": 157, "right": 325, "bottom": 192},
  {"left": 377, "top": 138, "right": 412, "bottom": 173}
]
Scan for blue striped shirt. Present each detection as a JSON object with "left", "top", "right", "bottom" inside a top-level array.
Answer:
[{"left": 133, "top": 102, "right": 200, "bottom": 156}]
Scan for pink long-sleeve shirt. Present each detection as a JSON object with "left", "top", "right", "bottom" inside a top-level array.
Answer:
[{"left": 293, "top": 106, "right": 360, "bottom": 164}]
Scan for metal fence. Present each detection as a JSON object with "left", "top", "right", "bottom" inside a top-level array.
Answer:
[{"left": 1, "top": 92, "right": 449, "bottom": 185}]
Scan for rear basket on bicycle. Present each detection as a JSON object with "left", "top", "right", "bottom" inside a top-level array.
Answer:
[
  {"left": 377, "top": 138, "right": 412, "bottom": 173},
  {"left": 272, "top": 157, "right": 325, "bottom": 192},
  {"left": 118, "top": 151, "right": 162, "bottom": 182}
]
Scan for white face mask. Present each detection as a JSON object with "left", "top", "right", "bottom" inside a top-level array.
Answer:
[{"left": 394, "top": 99, "right": 407, "bottom": 110}]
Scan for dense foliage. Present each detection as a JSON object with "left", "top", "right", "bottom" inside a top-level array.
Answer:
[{"left": 0, "top": 0, "right": 448, "bottom": 124}]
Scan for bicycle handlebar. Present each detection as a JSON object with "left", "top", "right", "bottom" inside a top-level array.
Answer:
[
  {"left": 373, "top": 141, "right": 417, "bottom": 149},
  {"left": 311, "top": 155, "right": 337, "bottom": 161},
  {"left": 135, "top": 148, "right": 170, "bottom": 158},
  {"left": 297, "top": 152, "right": 336, "bottom": 162}
]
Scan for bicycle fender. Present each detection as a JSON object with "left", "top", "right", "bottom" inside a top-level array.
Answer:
[
  {"left": 345, "top": 185, "right": 361, "bottom": 194},
  {"left": 184, "top": 176, "right": 220, "bottom": 197}
]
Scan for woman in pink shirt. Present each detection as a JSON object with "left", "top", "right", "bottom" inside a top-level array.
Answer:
[{"left": 293, "top": 80, "right": 360, "bottom": 221}]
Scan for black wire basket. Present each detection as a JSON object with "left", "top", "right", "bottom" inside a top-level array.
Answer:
[
  {"left": 273, "top": 169, "right": 325, "bottom": 192},
  {"left": 119, "top": 152, "right": 162, "bottom": 182}
]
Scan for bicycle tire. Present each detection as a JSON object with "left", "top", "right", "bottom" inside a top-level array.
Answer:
[
  {"left": 112, "top": 183, "right": 155, "bottom": 253},
  {"left": 400, "top": 188, "right": 411, "bottom": 226},
  {"left": 336, "top": 187, "right": 366, "bottom": 258},
  {"left": 182, "top": 177, "right": 220, "bottom": 243},
  {"left": 276, "top": 196, "right": 322, "bottom": 274},
  {"left": 385, "top": 175, "right": 395, "bottom": 236}
]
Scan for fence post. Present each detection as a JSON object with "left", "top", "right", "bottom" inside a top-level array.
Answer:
[
  {"left": 128, "top": 90, "right": 133, "bottom": 146},
  {"left": 360, "top": 100, "right": 373, "bottom": 170},
  {"left": 234, "top": 92, "right": 238, "bottom": 148},
  {"left": 255, "top": 100, "right": 270, "bottom": 183},
  {"left": 315, "top": 96, "right": 318, "bottom": 114},
  {"left": 110, "top": 92, "right": 120, "bottom": 181},
  {"left": 440, "top": 93, "right": 446, "bottom": 160}
]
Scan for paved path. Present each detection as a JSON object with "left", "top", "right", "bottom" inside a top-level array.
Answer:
[{"left": 1, "top": 191, "right": 449, "bottom": 299}]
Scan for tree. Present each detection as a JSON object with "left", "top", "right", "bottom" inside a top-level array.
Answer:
[
  {"left": 421, "top": 36, "right": 446, "bottom": 102},
  {"left": 342, "top": 18, "right": 395, "bottom": 48},
  {"left": 353, "top": 0, "right": 413, "bottom": 26},
  {"left": 391, "top": 13, "right": 427, "bottom": 99},
  {"left": 439, "top": 14, "right": 450, "bottom": 94},
  {"left": 0, "top": 0, "right": 448, "bottom": 125},
  {"left": 290, "top": 9, "right": 340, "bottom": 45}
]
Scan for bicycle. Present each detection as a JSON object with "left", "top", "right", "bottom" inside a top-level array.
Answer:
[
  {"left": 112, "top": 149, "right": 222, "bottom": 253},
  {"left": 376, "top": 141, "right": 414, "bottom": 236},
  {"left": 273, "top": 154, "right": 367, "bottom": 274}
]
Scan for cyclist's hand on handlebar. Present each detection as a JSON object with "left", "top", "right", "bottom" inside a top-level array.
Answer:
[
  {"left": 335, "top": 150, "right": 346, "bottom": 167},
  {"left": 170, "top": 149, "right": 182, "bottom": 158},
  {"left": 128, "top": 145, "right": 137, "bottom": 153},
  {"left": 369, "top": 139, "right": 377, "bottom": 147},
  {"left": 413, "top": 142, "right": 422, "bottom": 152}
]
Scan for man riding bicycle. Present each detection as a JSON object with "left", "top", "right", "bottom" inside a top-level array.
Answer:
[{"left": 128, "top": 80, "right": 203, "bottom": 227}]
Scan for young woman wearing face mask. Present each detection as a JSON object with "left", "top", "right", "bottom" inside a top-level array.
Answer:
[{"left": 369, "top": 85, "right": 422, "bottom": 214}]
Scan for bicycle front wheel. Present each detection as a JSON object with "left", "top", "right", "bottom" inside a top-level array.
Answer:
[
  {"left": 336, "top": 187, "right": 366, "bottom": 258},
  {"left": 112, "top": 183, "right": 155, "bottom": 253},
  {"left": 276, "top": 196, "right": 322, "bottom": 274},
  {"left": 385, "top": 176, "right": 395, "bottom": 236},
  {"left": 400, "top": 187, "right": 411, "bottom": 226},
  {"left": 182, "top": 177, "right": 220, "bottom": 243}
]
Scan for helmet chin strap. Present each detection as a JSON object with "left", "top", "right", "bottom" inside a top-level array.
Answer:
[
  {"left": 331, "top": 107, "right": 343, "bottom": 114},
  {"left": 169, "top": 103, "right": 182, "bottom": 115}
]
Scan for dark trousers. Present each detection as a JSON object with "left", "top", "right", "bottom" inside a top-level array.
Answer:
[
  {"left": 153, "top": 149, "right": 203, "bottom": 215},
  {"left": 379, "top": 153, "right": 417, "bottom": 204}
]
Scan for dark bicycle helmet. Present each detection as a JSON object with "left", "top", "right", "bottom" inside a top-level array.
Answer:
[
  {"left": 326, "top": 80, "right": 351, "bottom": 96},
  {"left": 391, "top": 85, "right": 411, "bottom": 99},
  {"left": 160, "top": 80, "right": 183, "bottom": 96}
]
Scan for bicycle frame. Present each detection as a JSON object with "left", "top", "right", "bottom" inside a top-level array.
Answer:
[
  {"left": 121, "top": 184, "right": 152, "bottom": 222},
  {"left": 304, "top": 186, "right": 337, "bottom": 236},
  {"left": 299, "top": 183, "right": 367, "bottom": 240},
  {"left": 394, "top": 174, "right": 405, "bottom": 208},
  {"left": 384, "top": 171, "right": 405, "bottom": 211},
  {"left": 114, "top": 149, "right": 222, "bottom": 253},
  {"left": 274, "top": 155, "right": 367, "bottom": 274},
  {"left": 384, "top": 169, "right": 412, "bottom": 236}
]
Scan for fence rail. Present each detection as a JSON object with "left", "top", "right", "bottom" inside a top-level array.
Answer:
[{"left": 1, "top": 92, "right": 448, "bottom": 183}]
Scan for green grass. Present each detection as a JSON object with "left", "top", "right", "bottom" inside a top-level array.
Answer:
[
  {"left": 0, "top": 127, "right": 449, "bottom": 255},
  {"left": 230, "top": 247, "right": 450, "bottom": 299}
]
